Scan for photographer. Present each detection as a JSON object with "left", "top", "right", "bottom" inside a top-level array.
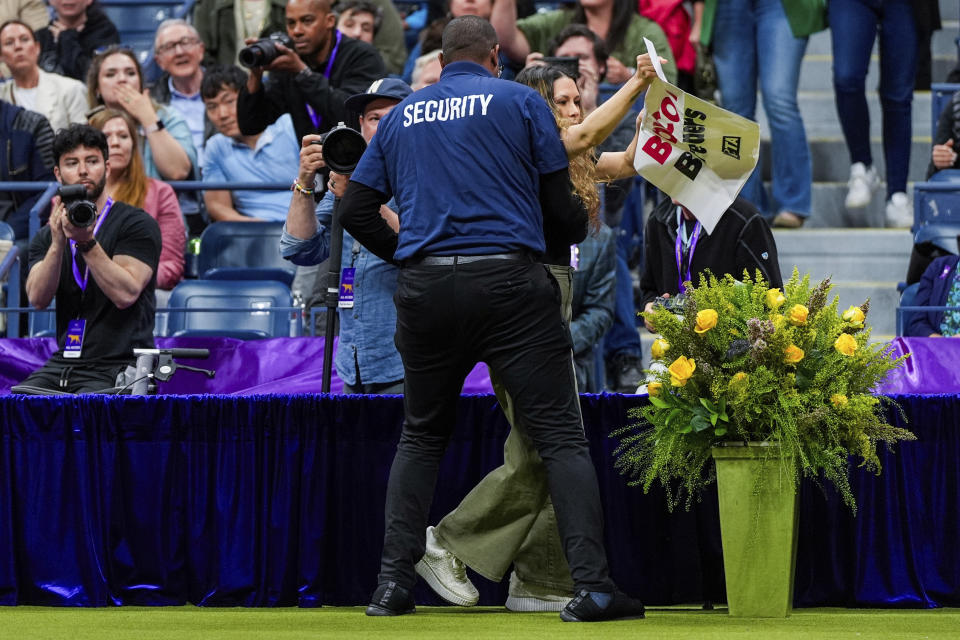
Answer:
[
  {"left": 19, "top": 124, "right": 160, "bottom": 394},
  {"left": 639, "top": 195, "right": 781, "bottom": 333},
  {"left": 280, "top": 77, "right": 410, "bottom": 393},
  {"left": 237, "top": 0, "right": 385, "bottom": 141}
]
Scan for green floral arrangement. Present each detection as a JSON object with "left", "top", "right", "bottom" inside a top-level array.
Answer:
[{"left": 613, "top": 269, "right": 915, "bottom": 513}]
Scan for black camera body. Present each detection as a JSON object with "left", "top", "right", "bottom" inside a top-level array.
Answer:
[
  {"left": 58, "top": 184, "right": 98, "bottom": 228},
  {"left": 654, "top": 293, "right": 687, "bottom": 314},
  {"left": 542, "top": 56, "right": 580, "bottom": 79},
  {"left": 238, "top": 32, "right": 294, "bottom": 68}
]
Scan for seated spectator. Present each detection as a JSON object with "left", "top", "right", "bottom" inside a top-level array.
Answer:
[
  {"left": 336, "top": 0, "right": 407, "bottom": 75},
  {"left": 492, "top": 0, "right": 676, "bottom": 84},
  {"left": 202, "top": 64, "right": 299, "bottom": 222},
  {"left": 0, "top": 20, "right": 87, "bottom": 132},
  {"left": 237, "top": 0, "right": 385, "bottom": 141},
  {"left": 193, "top": 0, "right": 287, "bottom": 67},
  {"left": 639, "top": 196, "right": 782, "bottom": 334},
  {"left": 570, "top": 222, "right": 616, "bottom": 392},
  {"left": 410, "top": 48, "right": 441, "bottom": 90},
  {"left": 36, "top": 0, "right": 120, "bottom": 82},
  {"left": 906, "top": 254, "right": 960, "bottom": 338},
  {"left": 0, "top": 0, "right": 47, "bottom": 30},
  {"left": 19, "top": 124, "right": 160, "bottom": 394},
  {"left": 150, "top": 19, "right": 212, "bottom": 168},
  {"left": 89, "top": 109, "right": 185, "bottom": 292},
  {"left": 928, "top": 89, "right": 960, "bottom": 178},
  {"left": 0, "top": 97, "right": 54, "bottom": 242}
]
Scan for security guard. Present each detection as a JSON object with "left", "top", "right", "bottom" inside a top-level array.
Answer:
[{"left": 340, "top": 15, "right": 644, "bottom": 622}]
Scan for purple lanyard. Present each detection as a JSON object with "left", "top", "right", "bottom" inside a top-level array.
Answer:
[
  {"left": 70, "top": 198, "right": 113, "bottom": 291},
  {"left": 305, "top": 30, "right": 343, "bottom": 130},
  {"left": 674, "top": 211, "right": 701, "bottom": 293}
]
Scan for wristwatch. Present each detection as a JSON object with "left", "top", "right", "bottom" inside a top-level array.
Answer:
[
  {"left": 76, "top": 238, "right": 97, "bottom": 253},
  {"left": 144, "top": 120, "right": 166, "bottom": 134}
]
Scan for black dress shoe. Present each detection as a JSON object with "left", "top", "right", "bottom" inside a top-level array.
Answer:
[
  {"left": 560, "top": 589, "right": 645, "bottom": 622},
  {"left": 365, "top": 581, "right": 416, "bottom": 616}
]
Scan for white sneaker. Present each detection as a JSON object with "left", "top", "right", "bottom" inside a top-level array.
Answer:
[
  {"left": 415, "top": 526, "right": 479, "bottom": 606},
  {"left": 845, "top": 162, "right": 880, "bottom": 209},
  {"left": 504, "top": 571, "right": 572, "bottom": 612},
  {"left": 885, "top": 192, "right": 913, "bottom": 228}
]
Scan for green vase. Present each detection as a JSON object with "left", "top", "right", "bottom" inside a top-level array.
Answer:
[{"left": 711, "top": 443, "right": 799, "bottom": 617}]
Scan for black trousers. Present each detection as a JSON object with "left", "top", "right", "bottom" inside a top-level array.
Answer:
[
  {"left": 377, "top": 258, "right": 614, "bottom": 593},
  {"left": 18, "top": 358, "right": 128, "bottom": 394}
]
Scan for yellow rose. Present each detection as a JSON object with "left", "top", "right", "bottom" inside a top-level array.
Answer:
[
  {"left": 648, "top": 381, "right": 663, "bottom": 396},
  {"left": 842, "top": 306, "right": 865, "bottom": 325},
  {"left": 830, "top": 393, "right": 848, "bottom": 408},
  {"left": 732, "top": 372, "right": 748, "bottom": 383},
  {"left": 651, "top": 338, "right": 670, "bottom": 360},
  {"left": 694, "top": 309, "right": 718, "bottom": 334},
  {"left": 668, "top": 356, "right": 696, "bottom": 387},
  {"left": 834, "top": 333, "right": 857, "bottom": 356},
  {"left": 784, "top": 344, "right": 805, "bottom": 364},
  {"left": 787, "top": 304, "right": 809, "bottom": 326},
  {"left": 765, "top": 288, "right": 786, "bottom": 309}
]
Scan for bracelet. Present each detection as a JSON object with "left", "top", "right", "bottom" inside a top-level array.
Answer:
[
  {"left": 291, "top": 178, "right": 314, "bottom": 196},
  {"left": 144, "top": 119, "right": 166, "bottom": 134}
]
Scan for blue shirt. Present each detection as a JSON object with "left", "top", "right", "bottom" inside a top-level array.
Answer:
[
  {"left": 168, "top": 77, "right": 206, "bottom": 167},
  {"left": 350, "top": 61, "right": 569, "bottom": 261},
  {"left": 279, "top": 191, "right": 404, "bottom": 385},
  {"left": 202, "top": 113, "right": 300, "bottom": 222}
]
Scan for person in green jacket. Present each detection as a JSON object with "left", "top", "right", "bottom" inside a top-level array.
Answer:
[
  {"left": 491, "top": 0, "right": 676, "bottom": 85},
  {"left": 698, "top": 0, "right": 826, "bottom": 229}
]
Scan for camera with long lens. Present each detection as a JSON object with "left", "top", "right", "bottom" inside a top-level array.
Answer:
[
  {"left": 58, "top": 184, "right": 98, "bottom": 228},
  {"left": 238, "top": 32, "right": 294, "bottom": 68},
  {"left": 316, "top": 122, "right": 368, "bottom": 174}
]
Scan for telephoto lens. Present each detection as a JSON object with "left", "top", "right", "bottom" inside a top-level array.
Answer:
[
  {"left": 320, "top": 123, "right": 367, "bottom": 174},
  {"left": 238, "top": 32, "right": 294, "bottom": 68},
  {"left": 57, "top": 184, "right": 98, "bottom": 228}
]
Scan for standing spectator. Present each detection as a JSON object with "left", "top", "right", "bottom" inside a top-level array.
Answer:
[
  {"left": 0, "top": 98, "right": 54, "bottom": 296},
  {"left": 0, "top": 20, "right": 87, "bottom": 131},
  {"left": 701, "top": 0, "right": 825, "bottom": 228},
  {"left": 0, "top": 0, "right": 47, "bottom": 30},
  {"left": 638, "top": 0, "right": 700, "bottom": 91},
  {"left": 89, "top": 109, "right": 185, "bottom": 292},
  {"left": 36, "top": 0, "right": 120, "bottom": 82},
  {"left": 830, "top": 0, "right": 917, "bottom": 228},
  {"left": 193, "top": 0, "right": 287, "bottom": 68},
  {"left": 150, "top": 19, "right": 212, "bottom": 168},
  {"left": 491, "top": 0, "right": 676, "bottom": 84},
  {"left": 237, "top": 0, "right": 385, "bottom": 141},
  {"left": 336, "top": 0, "right": 408, "bottom": 75},
  {"left": 202, "top": 65, "right": 299, "bottom": 222},
  {"left": 570, "top": 223, "right": 616, "bottom": 392}
]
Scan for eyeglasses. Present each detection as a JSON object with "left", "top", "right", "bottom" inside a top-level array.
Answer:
[{"left": 156, "top": 37, "right": 200, "bottom": 56}]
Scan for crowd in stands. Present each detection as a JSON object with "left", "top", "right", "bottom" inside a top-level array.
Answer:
[{"left": 0, "top": 0, "right": 958, "bottom": 394}]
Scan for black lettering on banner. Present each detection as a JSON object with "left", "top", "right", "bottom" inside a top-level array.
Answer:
[
  {"left": 722, "top": 136, "right": 741, "bottom": 160},
  {"left": 675, "top": 151, "right": 703, "bottom": 181}
]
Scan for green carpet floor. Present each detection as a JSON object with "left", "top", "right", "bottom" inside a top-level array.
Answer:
[{"left": 2, "top": 606, "right": 957, "bottom": 640}]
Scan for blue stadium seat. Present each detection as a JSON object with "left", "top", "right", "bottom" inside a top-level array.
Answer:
[
  {"left": 913, "top": 182, "right": 960, "bottom": 234},
  {"left": 196, "top": 221, "right": 295, "bottom": 283},
  {"left": 28, "top": 300, "right": 56, "bottom": 338},
  {"left": 99, "top": 0, "right": 195, "bottom": 80},
  {"left": 166, "top": 279, "right": 294, "bottom": 339},
  {"left": 0, "top": 221, "right": 20, "bottom": 337},
  {"left": 898, "top": 282, "right": 921, "bottom": 336},
  {"left": 929, "top": 169, "right": 960, "bottom": 183},
  {"left": 931, "top": 83, "right": 960, "bottom": 137}
]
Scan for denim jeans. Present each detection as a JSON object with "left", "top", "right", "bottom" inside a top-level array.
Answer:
[
  {"left": 603, "top": 184, "right": 645, "bottom": 361},
  {"left": 830, "top": 0, "right": 916, "bottom": 197},
  {"left": 712, "top": 0, "right": 812, "bottom": 217},
  {"left": 377, "top": 258, "right": 614, "bottom": 593}
]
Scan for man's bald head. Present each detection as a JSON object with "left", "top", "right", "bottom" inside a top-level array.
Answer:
[{"left": 441, "top": 16, "right": 498, "bottom": 66}]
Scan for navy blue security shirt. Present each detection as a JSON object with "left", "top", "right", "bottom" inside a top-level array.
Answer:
[{"left": 349, "top": 61, "right": 569, "bottom": 261}]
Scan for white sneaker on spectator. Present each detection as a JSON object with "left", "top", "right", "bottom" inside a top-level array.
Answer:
[
  {"left": 415, "top": 526, "right": 479, "bottom": 606},
  {"left": 504, "top": 571, "right": 572, "bottom": 612},
  {"left": 845, "top": 162, "right": 880, "bottom": 209},
  {"left": 885, "top": 192, "right": 913, "bottom": 228}
]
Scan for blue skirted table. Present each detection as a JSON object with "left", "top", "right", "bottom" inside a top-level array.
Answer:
[{"left": 0, "top": 392, "right": 956, "bottom": 608}]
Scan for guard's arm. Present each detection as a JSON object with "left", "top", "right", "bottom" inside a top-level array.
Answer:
[
  {"left": 540, "top": 167, "right": 588, "bottom": 246},
  {"left": 340, "top": 181, "right": 397, "bottom": 264}
]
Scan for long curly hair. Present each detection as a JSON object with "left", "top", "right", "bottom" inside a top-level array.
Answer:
[{"left": 515, "top": 65, "right": 600, "bottom": 231}]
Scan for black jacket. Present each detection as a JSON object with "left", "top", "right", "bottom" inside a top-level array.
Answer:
[
  {"left": 639, "top": 195, "right": 782, "bottom": 309},
  {"left": 0, "top": 102, "right": 55, "bottom": 239},
  {"left": 37, "top": 3, "right": 120, "bottom": 82},
  {"left": 237, "top": 33, "right": 386, "bottom": 141}
]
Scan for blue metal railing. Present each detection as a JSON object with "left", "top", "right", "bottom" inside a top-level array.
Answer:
[
  {"left": 895, "top": 305, "right": 960, "bottom": 336},
  {"left": 0, "top": 245, "right": 20, "bottom": 338}
]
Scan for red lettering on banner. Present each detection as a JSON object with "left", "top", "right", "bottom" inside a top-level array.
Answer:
[
  {"left": 641, "top": 137, "right": 671, "bottom": 165},
  {"left": 660, "top": 96, "right": 680, "bottom": 122},
  {"left": 653, "top": 121, "right": 678, "bottom": 144}
]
